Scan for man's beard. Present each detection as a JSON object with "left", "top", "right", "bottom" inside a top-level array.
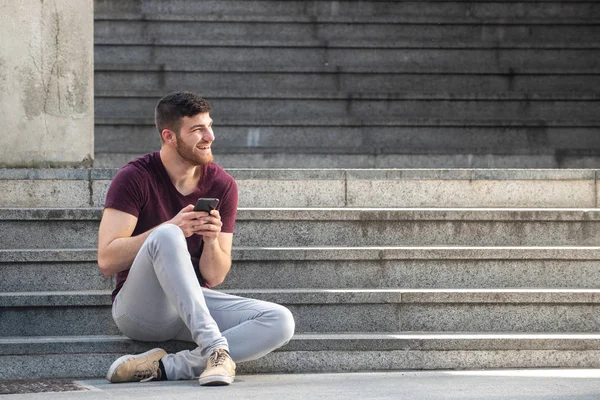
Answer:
[{"left": 175, "top": 137, "right": 214, "bottom": 165}]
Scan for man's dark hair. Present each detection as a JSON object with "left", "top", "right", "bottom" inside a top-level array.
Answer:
[{"left": 155, "top": 91, "right": 212, "bottom": 141}]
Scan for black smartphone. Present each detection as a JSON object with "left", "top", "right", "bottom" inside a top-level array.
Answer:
[{"left": 193, "top": 198, "right": 219, "bottom": 213}]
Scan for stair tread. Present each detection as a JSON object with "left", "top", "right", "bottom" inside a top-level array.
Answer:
[
  {"left": 94, "top": 90, "right": 600, "bottom": 101},
  {"left": 4, "top": 289, "right": 600, "bottom": 307},
  {"left": 4, "top": 332, "right": 600, "bottom": 355},
  {"left": 3, "top": 246, "right": 600, "bottom": 262},
  {"left": 94, "top": 12, "right": 600, "bottom": 25}
]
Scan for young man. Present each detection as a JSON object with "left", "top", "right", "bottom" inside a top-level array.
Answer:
[{"left": 97, "top": 91, "right": 295, "bottom": 386}]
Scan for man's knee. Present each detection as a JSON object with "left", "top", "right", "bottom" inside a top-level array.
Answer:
[
  {"left": 269, "top": 305, "right": 295, "bottom": 346},
  {"left": 147, "top": 224, "right": 185, "bottom": 247}
]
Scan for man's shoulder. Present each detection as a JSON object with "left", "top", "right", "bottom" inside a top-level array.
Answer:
[
  {"left": 116, "top": 152, "right": 157, "bottom": 177},
  {"left": 206, "top": 162, "right": 236, "bottom": 185}
]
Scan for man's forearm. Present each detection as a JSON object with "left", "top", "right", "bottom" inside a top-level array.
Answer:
[
  {"left": 199, "top": 237, "right": 232, "bottom": 286},
  {"left": 98, "top": 227, "right": 157, "bottom": 276}
]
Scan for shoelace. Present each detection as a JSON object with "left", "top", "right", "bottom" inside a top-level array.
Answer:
[
  {"left": 134, "top": 360, "right": 160, "bottom": 383},
  {"left": 208, "top": 350, "right": 228, "bottom": 367}
]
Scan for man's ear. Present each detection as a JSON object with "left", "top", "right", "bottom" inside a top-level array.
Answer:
[{"left": 161, "top": 129, "right": 175, "bottom": 144}]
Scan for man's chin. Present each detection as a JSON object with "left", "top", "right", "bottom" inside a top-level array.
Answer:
[{"left": 195, "top": 153, "right": 214, "bottom": 165}]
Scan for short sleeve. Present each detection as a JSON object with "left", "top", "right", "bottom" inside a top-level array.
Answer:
[
  {"left": 104, "top": 164, "right": 147, "bottom": 218},
  {"left": 218, "top": 175, "right": 238, "bottom": 233}
]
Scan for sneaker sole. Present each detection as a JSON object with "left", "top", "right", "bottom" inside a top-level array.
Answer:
[
  {"left": 106, "top": 348, "right": 166, "bottom": 383},
  {"left": 198, "top": 375, "right": 235, "bottom": 386}
]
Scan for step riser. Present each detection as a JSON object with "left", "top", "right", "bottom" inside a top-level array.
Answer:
[
  {"left": 96, "top": 98, "right": 600, "bottom": 122},
  {"left": 94, "top": 47, "right": 599, "bottom": 74},
  {"left": 94, "top": 22, "right": 600, "bottom": 47},
  {"left": 97, "top": 152, "right": 600, "bottom": 169},
  {"left": 0, "top": 262, "right": 111, "bottom": 292},
  {"left": 4, "top": 349, "right": 600, "bottom": 380},
  {"left": 95, "top": 73, "right": 600, "bottom": 98},
  {"left": 3, "top": 176, "right": 596, "bottom": 208},
  {"left": 4, "top": 219, "right": 600, "bottom": 248},
  {"left": 0, "top": 308, "right": 119, "bottom": 337},
  {"left": 95, "top": 125, "right": 600, "bottom": 154},
  {"left": 235, "top": 220, "right": 600, "bottom": 247},
  {"left": 94, "top": 0, "right": 599, "bottom": 22},
  {"left": 3, "top": 260, "right": 600, "bottom": 292},
  {"left": 0, "top": 221, "right": 98, "bottom": 249},
  {"left": 4, "top": 304, "right": 600, "bottom": 336},
  {"left": 222, "top": 260, "right": 600, "bottom": 290}
]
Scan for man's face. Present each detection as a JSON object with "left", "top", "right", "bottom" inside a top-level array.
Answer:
[{"left": 174, "top": 112, "right": 215, "bottom": 165}]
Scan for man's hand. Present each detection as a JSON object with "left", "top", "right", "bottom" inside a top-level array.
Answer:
[
  {"left": 168, "top": 204, "right": 223, "bottom": 239},
  {"left": 192, "top": 209, "right": 223, "bottom": 242}
]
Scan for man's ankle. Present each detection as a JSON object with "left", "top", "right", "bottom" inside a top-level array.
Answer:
[{"left": 158, "top": 360, "right": 168, "bottom": 381}]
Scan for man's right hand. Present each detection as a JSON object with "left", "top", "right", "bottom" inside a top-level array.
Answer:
[{"left": 168, "top": 204, "right": 205, "bottom": 238}]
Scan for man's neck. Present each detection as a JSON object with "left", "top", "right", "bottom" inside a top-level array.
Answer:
[{"left": 159, "top": 148, "right": 202, "bottom": 196}]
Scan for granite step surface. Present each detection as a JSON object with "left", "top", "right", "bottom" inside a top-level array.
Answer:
[
  {"left": 4, "top": 332, "right": 600, "bottom": 379},
  {"left": 94, "top": 20, "right": 600, "bottom": 48},
  {"left": 94, "top": 47, "right": 599, "bottom": 74},
  {"left": 1, "top": 168, "right": 599, "bottom": 209},
  {"left": 94, "top": 0, "right": 600, "bottom": 24},
  {"left": 95, "top": 96, "right": 600, "bottom": 123},
  {"left": 96, "top": 150, "right": 600, "bottom": 170},
  {"left": 4, "top": 289, "right": 600, "bottom": 336},
  {"left": 94, "top": 68, "right": 600, "bottom": 98},
  {"left": 4, "top": 247, "right": 600, "bottom": 292},
  {"left": 4, "top": 208, "right": 600, "bottom": 248}
]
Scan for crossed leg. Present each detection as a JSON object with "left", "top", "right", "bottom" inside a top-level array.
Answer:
[{"left": 111, "top": 224, "right": 295, "bottom": 380}]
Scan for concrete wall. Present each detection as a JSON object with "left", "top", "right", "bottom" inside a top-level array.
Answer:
[{"left": 0, "top": 0, "right": 93, "bottom": 167}]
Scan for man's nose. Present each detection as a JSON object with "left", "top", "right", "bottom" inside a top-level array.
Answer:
[{"left": 204, "top": 128, "right": 215, "bottom": 141}]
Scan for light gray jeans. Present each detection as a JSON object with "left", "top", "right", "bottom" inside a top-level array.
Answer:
[{"left": 112, "top": 224, "right": 295, "bottom": 380}]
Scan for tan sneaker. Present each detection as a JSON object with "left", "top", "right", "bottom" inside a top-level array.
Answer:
[
  {"left": 198, "top": 348, "right": 236, "bottom": 386},
  {"left": 106, "top": 348, "right": 167, "bottom": 383}
]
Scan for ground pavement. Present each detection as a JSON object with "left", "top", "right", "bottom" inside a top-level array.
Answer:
[{"left": 3, "top": 370, "right": 600, "bottom": 399}]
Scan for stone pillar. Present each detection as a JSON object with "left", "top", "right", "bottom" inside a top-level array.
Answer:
[{"left": 0, "top": 0, "right": 93, "bottom": 167}]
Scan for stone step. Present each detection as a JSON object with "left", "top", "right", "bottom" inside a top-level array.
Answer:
[
  {"left": 96, "top": 150, "right": 600, "bottom": 170},
  {"left": 1, "top": 168, "right": 598, "bottom": 208},
  {"left": 95, "top": 97, "right": 600, "bottom": 125},
  {"left": 4, "top": 332, "right": 600, "bottom": 379},
  {"left": 3, "top": 208, "right": 600, "bottom": 248},
  {"left": 4, "top": 289, "right": 600, "bottom": 336},
  {"left": 93, "top": 0, "right": 600, "bottom": 24},
  {"left": 0, "top": 249, "right": 110, "bottom": 292},
  {"left": 96, "top": 90, "right": 600, "bottom": 101},
  {"left": 94, "top": 70, "right": 600, "bottom": 97},
  {"left": 94, "top": 47, "right": 600, "bottom": 74},
  {"left": 4, "top": 247, "right": 600, "bottom": 292},
  {"left": 94, "top": 20, "right": 600, "bottom": 48}
]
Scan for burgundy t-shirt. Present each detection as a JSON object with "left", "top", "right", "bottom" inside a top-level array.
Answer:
[{"left": 104, "top": 152, "right": 238, "bottom": 301}]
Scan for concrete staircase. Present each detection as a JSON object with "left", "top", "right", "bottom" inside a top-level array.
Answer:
[
  {"left": 2, "top": 168, "right": 600, "bottom": 380},
  {"left": 93, "top": 0, "right": 600, "bottom": 169}
]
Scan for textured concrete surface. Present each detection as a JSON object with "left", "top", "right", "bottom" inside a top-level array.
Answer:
[
  {"left": 95, "top": 47, "right": 597, "bottom": 74},
  {"left": 7, "top": 289, "right": 600, "bottom": 335},
  {"left": 92, "top": 0, "right": 599, "bottom": 169},
  {"left": 223, "top": 259, "right": 600, "bottom": 289},
  {"left": 7, "top": 333, "right": 600, "bottom": 356},
  {"left": 0, "top": 0, "right": 93, "bottom": 167},
  {"left": 7, "top": 208, "right": 600, "bottom": 248},
  {"left": 97, "top": 97, "right": 598, "bottom": 123},
  {"left": 3, "top": 168, "right": 599, "bottom": 208},
  {"left": 4, "top": 371, "right": 600, "bottom": 399},
  {"left": 0, "top": 262, "right": 111, "bottom": 292},
  {"left": 5, "top": 247, "right": 600, "bottom": 291},
  {"left": 347, "top": 179, "right": 595, "bottom": 208},
  {"left": 94, "top": 0, "right": 599, "bottom": 21},
  {"left": 95, "top": 19, "right": 600, "bottom": 48}
]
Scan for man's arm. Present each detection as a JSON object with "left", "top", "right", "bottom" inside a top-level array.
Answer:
[
  {"left": 97, "top": 208, "right": 153, "bottom": 276},
  {"left": 98, "top": 204, "right": 202, "bottom": 276},
  {"left": 196, "top": 210, "right": 233, "bottom": 287}
]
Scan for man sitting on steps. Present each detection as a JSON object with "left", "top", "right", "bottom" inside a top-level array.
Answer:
[{"left": 97, "top": 91, "right": 295, "bottom": 386}]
